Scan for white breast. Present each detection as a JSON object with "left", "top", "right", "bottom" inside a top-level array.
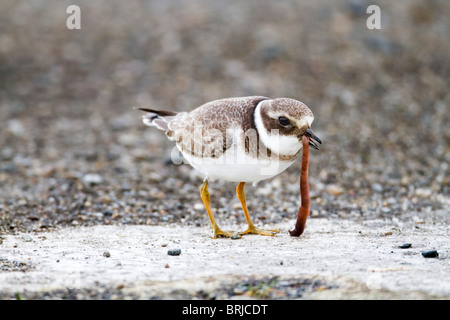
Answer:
[{"left": 179, "top": 126, "right": 297, "bottom": 183}]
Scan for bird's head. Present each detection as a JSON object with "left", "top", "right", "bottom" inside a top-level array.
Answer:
[{"left": 255, "top": 98, "right": 322, "bottom": 156}]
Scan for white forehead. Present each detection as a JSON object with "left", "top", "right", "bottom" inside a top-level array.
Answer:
[{"left": 297, "top": 114, "right": 314, "bottom": 128}]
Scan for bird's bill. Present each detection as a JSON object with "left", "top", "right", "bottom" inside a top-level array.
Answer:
[{"left": 305, "top": 128, "right": 322, "bottom": 150}]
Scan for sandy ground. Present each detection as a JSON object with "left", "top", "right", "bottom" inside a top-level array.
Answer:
[{"left": 1, "top": 215, "right": 448, "bottom": 299}]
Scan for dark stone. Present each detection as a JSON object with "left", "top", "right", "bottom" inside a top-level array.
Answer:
[
  {"left": 167, "top": 249, "right": 181, "bottom": 256},
  {"left": 421, "top": 250, "right": 438, "bottom": 258}
]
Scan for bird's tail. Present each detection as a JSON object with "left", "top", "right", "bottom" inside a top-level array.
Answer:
[{"left": 136, "top": 107, "right": 177, "bottom": 132}]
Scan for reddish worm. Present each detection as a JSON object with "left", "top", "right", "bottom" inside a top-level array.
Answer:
[{"left": 289, "top": 135, "right": 311, "bottom": 237}]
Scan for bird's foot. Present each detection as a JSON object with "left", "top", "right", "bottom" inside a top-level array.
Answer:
[
  {"left": 212, "top": 226, "right": 242, "bottom": 239},
  {"left": 239, "top": 225, "right": 280, "bottom": 236}
]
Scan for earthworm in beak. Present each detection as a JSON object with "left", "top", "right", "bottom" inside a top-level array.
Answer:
[{"left": 289, "top": 135, "right": 311, "bottom": 237}]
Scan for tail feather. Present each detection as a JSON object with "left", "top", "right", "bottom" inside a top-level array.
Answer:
[
  {"left": 137, "top": 108, "right": 177, "bottom": 117},
  {"left": 136, "top": 107, "right": 177, "bottom": 132}
]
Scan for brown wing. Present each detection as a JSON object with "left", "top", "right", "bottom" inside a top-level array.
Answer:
[{"left": 167, "top": 96, "right": 269, "bottom": 159}]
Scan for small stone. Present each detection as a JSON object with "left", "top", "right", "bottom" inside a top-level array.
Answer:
[
  {"left": 194, "top": 203, "right": 204, "bottom": 211},
  {"left": 372, "top": 183, "right": 383, "bottom": 193},
  {"left": 167, "top": 248, "right": 181, "bottom": 256},
  {"left": 111, "top": 213, "right": 121, "bottom": 220},
  {"left": 1, "top": 162, "right": 16, "bottom": 173},
  {"left": 82, "top": 173, "right": 103, "bottom": 187},
  {"left": 103, "top": 251, "right": 111, "bottom": 258},
  {"left": 415, "top": 188, "right": 432, "bottom": 197},
  {"left": 326, "top": 184, "right": 344, "bottom": 196},
  {"left": 398, "top": 243, "right": 412, "bottom": 249},
  {"left": 7, "top": 119, "right": 25, "bottom": 137},
  {"left": 21, "top": 234, "right": 33, "bottom": 242},
  {"left": 421, "top": 250, "right": 438, "bottom": 258}
]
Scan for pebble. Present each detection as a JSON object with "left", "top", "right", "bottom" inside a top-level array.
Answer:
[
  {"left": 82, "top": 173, "right": 103, "bottom": 187},
  {"left": 193, "top": 203, "right": 204, "bottom": 211},
  {"left": 102, "top": 209, "right": 113, "bottom": 216},
  {"left": 103, "top": 251, "right": 111, "bottom": 258},
  {"left": 372, "top": 183, "right": 383, "bottom": 193},
  {"left": 1, "top": 162, "right": 16, "bottom": 173},
  {"left": 326, "top": 184, "right": 344, "bottom": 196},
  {"left": 21, "top": 234, "right": 33, "bottom": 242},
  {"left": 7, "top": 119, "right": 25, "bottom": 137},
  {"left": 421, "top": 250, "right": 438, "bottom": 258},
  {"left": 415, "top": 188, "right": 432, "bottom": 197},
  {"left": 167, "top": 249, "right": 181, "bottom": 256},
  {"left": 398, "top": 243, "right": 412, "bottom": 249}
]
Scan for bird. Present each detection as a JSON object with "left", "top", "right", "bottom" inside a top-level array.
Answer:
[{"left": 137, "top": 96, "right": 321, "bottom": 239}]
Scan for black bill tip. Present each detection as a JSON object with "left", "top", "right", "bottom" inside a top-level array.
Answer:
[
  {"left": 309, "top": 139, "right": 320, "bottom": 150},
  {"left": 305, "top": 128, "right": 322, "bottom": 150}
]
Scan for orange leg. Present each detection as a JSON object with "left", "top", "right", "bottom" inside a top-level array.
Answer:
[
  {"left": 200, "top": 180, "right": 240, "bottom": 239},
  {"left": 236, "top": 182, "right": 279, "bottom": 236}
]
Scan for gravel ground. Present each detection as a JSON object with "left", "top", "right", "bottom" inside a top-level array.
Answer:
[{"left": 0, "top": 0, "right": 449, "bottom": 299}]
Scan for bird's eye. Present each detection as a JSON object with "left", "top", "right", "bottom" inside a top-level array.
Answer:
[{"left": 278, "top": 116, "right": 290, "bottom": 126}]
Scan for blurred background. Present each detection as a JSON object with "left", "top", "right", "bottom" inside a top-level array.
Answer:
[{"left": 0, "top": 0, "right": 448, "bottom": 233}]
